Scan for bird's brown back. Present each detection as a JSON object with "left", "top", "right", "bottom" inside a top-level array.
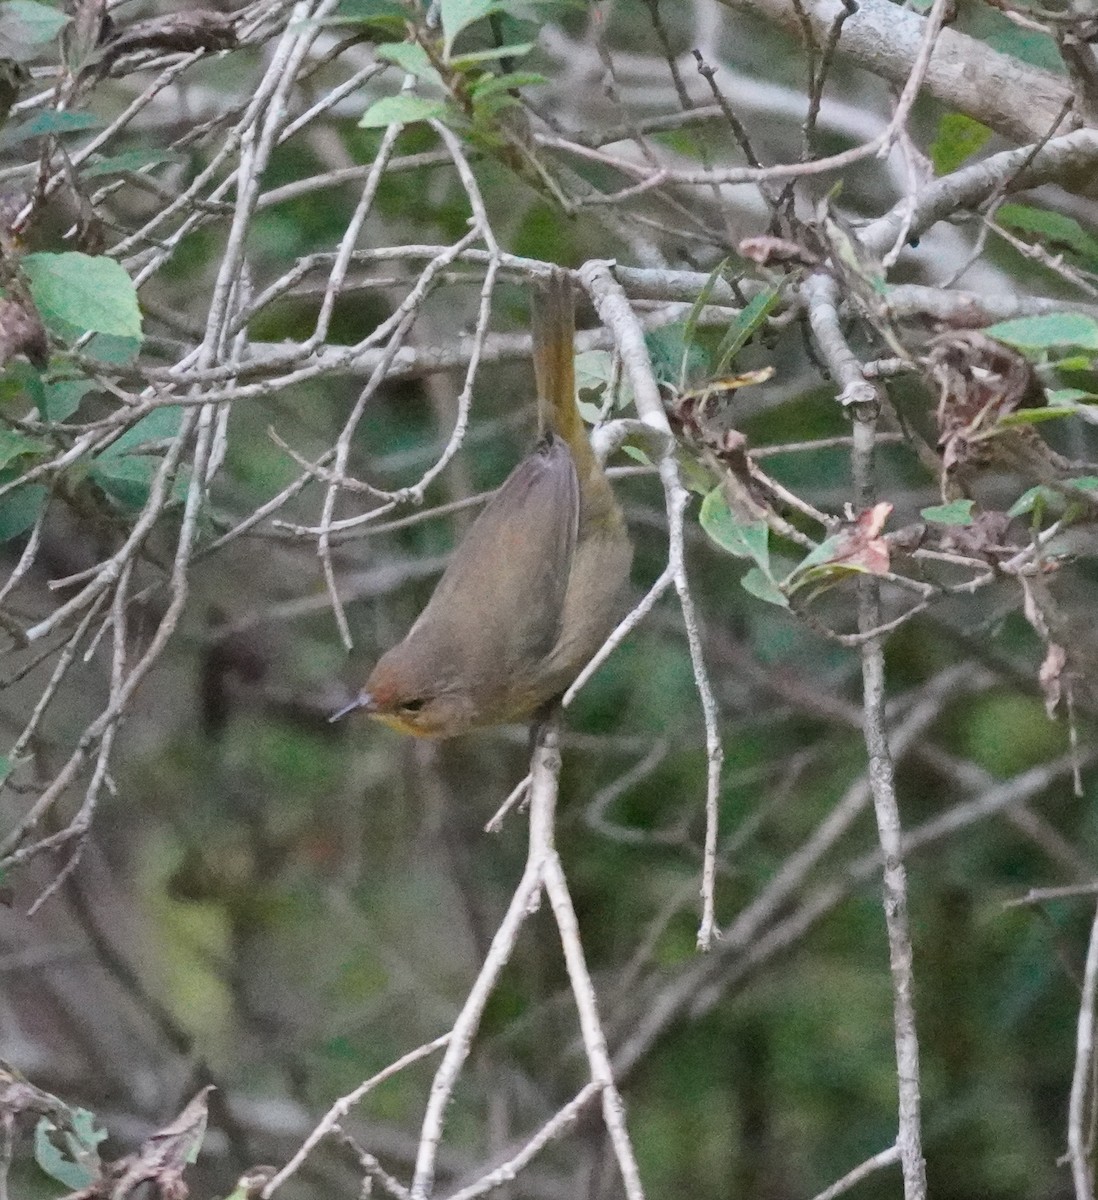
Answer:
[{"left": 356, "top": 269, "right": 632, "bottom": 736}]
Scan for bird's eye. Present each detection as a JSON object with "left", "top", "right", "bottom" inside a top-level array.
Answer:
[{"left": 400, "top": 698, "right": 427, "bottom": 714}]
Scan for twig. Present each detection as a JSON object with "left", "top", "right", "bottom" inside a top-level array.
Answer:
[
  {"left": 806, "top": 1145, "right": 901, "bottom": 1200},
  {"left": 262, "top": 1035, "right": 452, "bottom": 1197},
  {"left": 337, "top": 1128, "right": 412, "bottom": 1200},
  {"left": 1006, "top": 884, "right": 1098, "bottom": 910},
  {"left": 410, "top": 811, "right": 548, "bottom": 1198},
  {"left": 802, "top": 270, "right": 927, "bottom": 1200},
  {"left": 535, "top": 717, "right": 645, "bottom": 1200},
  {"left": 0, "top": 1113, "right": 12, "bottom": 1200},
  {"left": 1069, "top": 903, "right": 1098, "bottom": 1200},
  {"left": 484, "top": 773, "right": 531, "bottom": 834},
  {"left": 442, "top": 1084, "right": 601, "bottom": 1200},
  {"left": 613, "top": 666, "right": 968, "bottom": 1080},
  {"left": 410, "top": 715, "right": 643, "bottom": 1199},
  {"left": 579, "top": 260, "right": 724, "bottom": 950}
]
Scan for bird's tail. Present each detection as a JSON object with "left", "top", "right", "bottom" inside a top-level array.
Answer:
[{"left": 532, "top": 270, "right": 596, "bottom": 477}]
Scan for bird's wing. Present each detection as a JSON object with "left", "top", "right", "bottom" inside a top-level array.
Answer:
[{"left": 407, "top": 435, "right": 579, "bottom": 675}]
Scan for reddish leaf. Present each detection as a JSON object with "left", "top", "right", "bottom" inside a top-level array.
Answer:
[
  {"left": 789, "top": 503, "right": 894, "bottom": 594},
  {"left": 841, "top": 502, "right": 893, "bottom": 574}
]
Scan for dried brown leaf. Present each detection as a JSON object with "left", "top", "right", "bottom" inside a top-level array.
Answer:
[
  {"left": 1020, "top": 574, "right": 1050, "bottom": 640},
  {"left": 0, "top": 293, "right": 48, "bottom": 368},
  {"left": 0, "top": 1063, "right": 68, "bottom": 1122},
  {"left": 94, "top": 10, "right": 236, "bottom": 74},
  {"left": 63, "top": 1086, "right": 213, "bottom": 1200},
  {"left": 62, "top": 0, "right": 110, "bottom": 70},
  {"left": 885, "top": 522, "right": 927, "bottom": 555},
  {"left": 927, "top": 330, "right": 1046, "bottom": 477},
  {"left": 1039, "top": 641, "right": 1067, "bottom": 718},
  {"left": 936, "top": 510, "right": 1015, "bottom": 560},
  {"left": 739, "top": 236, "right": 818, "bottom": 267}
]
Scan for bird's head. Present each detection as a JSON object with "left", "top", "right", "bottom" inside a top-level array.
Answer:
[{"left": 329, "top": 642, "right": 476, "bottom": 737}]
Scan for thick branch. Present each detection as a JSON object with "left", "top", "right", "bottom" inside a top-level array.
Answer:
[
  {"left": 863, "top": 129, "right": 1098, "bottom": 258},
  {"left": 715, "top": 0, "right": 1075, "bottom": 144}
]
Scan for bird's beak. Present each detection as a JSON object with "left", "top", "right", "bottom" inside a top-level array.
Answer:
[{"left": 328, "top": 691, "right": 377, "bottom": 723}]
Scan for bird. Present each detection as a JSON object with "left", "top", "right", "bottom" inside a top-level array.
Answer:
[{"left": 330, "top": 269, "right": 633, "bottom": 737}]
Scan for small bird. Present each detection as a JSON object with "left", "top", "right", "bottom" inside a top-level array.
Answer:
[{"left": 330, "top": 270, "right": 633, "bottom": 738}]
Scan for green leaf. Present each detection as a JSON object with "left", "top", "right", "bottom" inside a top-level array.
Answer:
[
  {"left": 469, "top": 70, "right": 546, "bottom": 103},
  {"left": 22, "top": 253, "right": 142, "bottom": 341},
  {"left": 35, "top": 1121, "right": 96, "bottom": 1191},
  {"left": 788, "top": 561, "right": 874, "bottom": 593},
  {"left": 677, "top": 450, "right": 714, "bottom": 496},
  {"left": 374, "top": 41, "right": 443, "bottom": 85},
  {"left": 823, "top": 214, "right": 879, "bottom": 286},
  {"left": 1054, "top": 355, "right": 1093, "bottom": 373},
  {"left": 1009, "top": 476, "right": 1098, "bottom": 519},
  {"left": 986, "top": 313, "right": 1098, "bottom": 353},
  {"left": 574, "top": 349, "right": 608, "bottom": 403},
  {"left": 103, "top": 405, "right": 183, "bottom": 455},
  {"left": 90, "top": 407, "right": 186, "bottom": 509},
  {"left": 81, "top": 333, "right": 142, "bottom": 364},
  {"left": 714, "top": 287, "right": 780, "bottom": 375},
  {"left": 0, "top": 482, "right": 46, "bottom": 539},
  {"left": 0, "top": 361, "right": 44, "bottom": 411},
  {"left": 679, "top": 257, "right": 729, "bottom": 388},
  {"left": 93, "top": 459, "right": 190, "bottom": 512},
  {"left": 14, "top": 110, "right": 98, "bottom": 135},
  {"left": 90, "top": 453, "right": 157, "bottom": 509},
  {"left": 986, "top": 25, "right": 1063, "bottom": 73},
  {"left": 621, "top": 444, "right": 653, "bottom": 467},
  {"left": 699, "top": 487, "right": 769, "bottom": 568},
  {"left": 576, "top": 398, "right": 601, "bottom": 424},
  {"left": 83, "top": 148, "right": 186, "bottom": 177},
  {"left": 997, "top": 204, "right": 1098, "bottom": 273},
  {"left": 931, "top": 113, "right": 992, "bottom": 176},
  {"left": 358, "top": 94, "right": 447, "bottom": 128},
  {"left": 0, "top": 755, "right": 9, "bottom": 783},
  {"left": 34, "top": 1110, "right": 105, "bottom": 1192},
  {"left": 646, "top": 322, "right": 708, "bottom": 386},
  {"left": 325, "top": 0, "right": 407, "bottom": 23},
  {"left": 741, "top": 565, "right": 789, "bottom": 607},
  {"left": 0, "top": 109, "right": 102, "bottom": 149},
  {"left": 0, "top": 428, "right": 46, "bottom": 469},
  {"left": 1008, "top": 485, "right": 1055, "bottom": 518},
  {"left": 693, "top": 447, "right": 787, "bottom": 612},
  {"left": 921, "top": 499, "right": 976, "bottom": 525},
  {"left": 41, "top": 377, "right": 96, "bottom": 420},
  {"left": 441, "top": 0, "right": 498, "bottom": 56},
  {"left": 996, "top": 406, "right": 1079, "bottom": 427},
  {"left": 69, "top": 1109, "right": 107, "bottom": 1154},
  {"left": 1047, "top": 388, "right": 1096, "bottom": 406},
  {"left": 790, "top": 531, "right": 847, "bottom": 573},
  {"left": 574, "top": 349, "right": 631, "bottom": 410},
  {"left": 0, "top": 0, "right": 70, "bottom": 62},
  {"left": 450, "top": 41, "right": 534, "bottom": 67}
]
